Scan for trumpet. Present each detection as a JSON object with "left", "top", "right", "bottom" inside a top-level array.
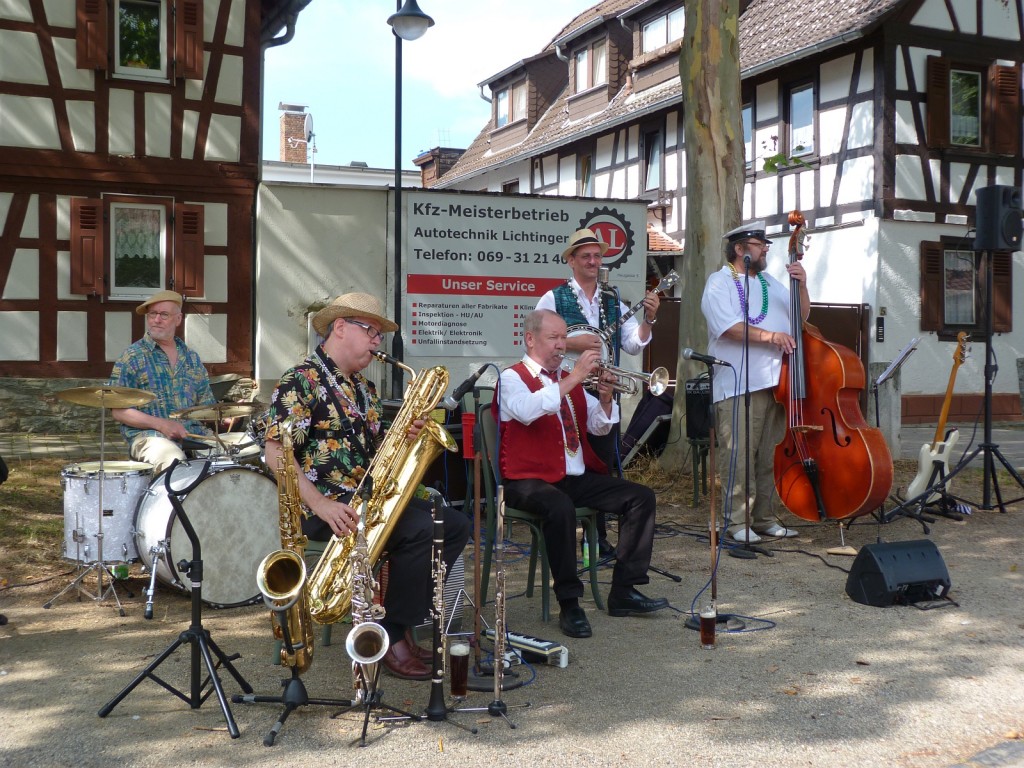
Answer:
[{"left": 560, "top": 356, "right": 674, "bottom": 397}]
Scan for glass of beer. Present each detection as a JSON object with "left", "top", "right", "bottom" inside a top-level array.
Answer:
[
  {"left": 448, "top": 640, "right": 470, "bottom": 698},
  {"left": 699, "top": 603, "right": 717, "bottom": 649}
]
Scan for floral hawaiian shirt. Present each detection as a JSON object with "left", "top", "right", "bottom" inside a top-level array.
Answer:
[{"left": 266, "top": 347, "right": 382, "bottom": 502}]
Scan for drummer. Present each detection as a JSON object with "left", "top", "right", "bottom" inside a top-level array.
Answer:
[{"left": 108, "top": 290, "right": 216, "bottom": 474}]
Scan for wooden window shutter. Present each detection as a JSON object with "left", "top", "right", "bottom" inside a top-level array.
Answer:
[
  {"left": 926, "top": 56, "right": 950, "bottom": 149},
  {"left": 175, "top": 0, "right": 204, "bottom": 80},
  {"left": 990, "top": 64, "right": 1021, "bottom": 156},
  {"left": 920, "top": 241, "right": 944, "bottom": 331},
  {"left": 76, "top": 0, "right": 108, "bottom": 71},
  {"left": 70, "top": 197, "right": 106, "bottom": 295},
  {"left": 173, "top": 203, "right": 205, "bottom": 297},
  {"left": 991, "top": 251, "right": 1012, "bottom": 333}
]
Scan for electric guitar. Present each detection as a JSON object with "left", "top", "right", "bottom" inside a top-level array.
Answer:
[
  {"left": 566, "top": 269, "right": 679, "bottom": 361},
  {"left": 905, "top": 332, "right": 970, "bottom": 503}
]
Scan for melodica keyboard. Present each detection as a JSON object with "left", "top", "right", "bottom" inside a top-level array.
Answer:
[{"left": 482, "top": 628, "right": 568, "bottom": 668}]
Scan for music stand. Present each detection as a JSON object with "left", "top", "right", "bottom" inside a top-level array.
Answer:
[
  {"left": 98, "top": 460, "right": 252, "bottom": 738},
  {"left": 45, "top": 386, "right": 154, "bottom": 615}
]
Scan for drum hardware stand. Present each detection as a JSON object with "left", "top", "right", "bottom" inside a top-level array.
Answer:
[
  {"left": 142, "top": 542, "right": 167, "bottom": 620},
  {"left": 99, "top": 460, "right": 252, "bottom": 738}
]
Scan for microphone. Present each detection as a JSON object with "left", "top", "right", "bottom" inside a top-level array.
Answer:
[
  {"left": 743, "top": 252, "right": 752, "bottom": 267},
  {"left": 598, "top": 267, "right": 613, "bottom": 294},
  {"left": 442, "top": 364, "right": 489, "bottom": 410},
  {"left": 682, "top": 348, "right": 731, "bottom": 367}
]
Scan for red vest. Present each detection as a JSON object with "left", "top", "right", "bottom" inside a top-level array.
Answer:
[{"left": 498, "top": 362, "right": 609, "bottom": 483}]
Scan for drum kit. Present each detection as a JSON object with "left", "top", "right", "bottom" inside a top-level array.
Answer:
[{"left": 45, "top": 385, "right": 277, "bottom": 615}]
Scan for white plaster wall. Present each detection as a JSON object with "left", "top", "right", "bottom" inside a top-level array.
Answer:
[
  {"left": 108, "top": 89, "right": 135, "bottom": 155},
  {"left": 754, "top": 175, "right": 776, "bottom": 219},
  {"left": 848, "top": 101, "right": 873, "bottom": 149},
  {"left": 182, "top": 110, "right": 199, "bottom": 160},
  {"left": 626, "top": 125, "right": 639, "bottom": 161},
  {"left": 53, "top": 37, "right": 92, "bottom": 90},
  {"left": 0, "top": 312, "right": 39, "bottom": 360},
  {"left": 542, "top": 155, "right": 557, "bottom": 186},
  {"left": 57, "top": 311, "right": 88, "bottom": 361},
  {"left": 204, "top": 114, "right": 241, "bottom": 162},
  {"left": 857, "top": 48, "right": 874, "bottom": 93},
  {"left": 837, "top": 156, "right": 874, "bottom": 206},
  {"left": 203, "top": 202, "right": 228, "bottom": 247},
  {"left": 982, "top": 0, "right": 1020, "bottom": 40},
  {"left": 145, "top": 92, "right": 172, "bottom": 158},
  {"left": 819, "top": 54, "right": 854, "bottom": 103},
  {"left": 0, "top": 29, "right": 46, "bottom": 83},
  {"left": 67, "top": 100, "right": 96, "bottom": 153},
  {"left": 609, "top": 168, "right": 626, "bottom": 198},
  {"left": 756, "top": 81, "right": 779, "bottom": 120},
  {"left": 20, "top": 193, "right": 37, "bottom": 237},
  {"left": 625, "top": 164, "right": 639, "bottom": 198},
  {"left": 877, "top": 219, "right": 1023, "bottom": 397},
  {"left": 798, "top": 169, "right": 815, "bottom": 213},
  {"left": 224, "top": 0, "right": 245, "bottom": 47},
  {"left": 105, "top": 313, "right": 133, "bottom": 362},
  {"left": 594, "top": 170, "right": 611, "bottom": 198},
  {"left": 895, "top": 154, "right": 926, "bottom": 200},
  {"left": 665, "top": 111, "right": 677, "bottom": 148},
  {"left": 558, "top": 155, "right": 576, "bottom": 196},
  {"left": 895, "top": 101, "right": 918, "bottom": 144},
  {"left": 819, "top": 106, "right": 848, "bottom": 156},
  {"left": 215, "top": 55, "right": 243, "bottom": 106},
  {"left": 912, "top": 0, "right": 955, "bottom": 30},
  {"left": 185, "top": 314, "right": 227, "bottom": 363},
  {"left": 55, "top": 195, "right": 69, "bottom": 239},
  {"left": 595, "top": 133, "right": 614, "bottom": 168},
  {"left": 905, "top": 47, "right": 940, "bottom": 93},
  {"left": 3, "top": 248, "right": 38, "bottom": 299},
  {"left": 0, "top": 191, "right": 10, "bottom": 231},
  {"left": 0, "top": 0, "right": 31, "bottom": 21},
  {"left": 0, "top": 95, "right": 59, "bottom": 148},
  {"left": 56, "top": 250, "right": 85, "bottom": 301},
  {"left": 204, "top": 255, "right": 228, "bottom": 303}
]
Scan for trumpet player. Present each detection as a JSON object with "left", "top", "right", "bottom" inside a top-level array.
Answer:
[
  {"left": 497, "top": 310, "right": 668, "bottom": 640},
  {"left": 264, "top": 293, "right": 470, "bottom": 681}
]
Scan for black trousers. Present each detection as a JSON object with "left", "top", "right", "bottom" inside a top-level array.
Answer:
[
  {"left": 503, "top": 472, "right": 656, "bottom": 603},
  {"left": 587, "top": 431, "right": 619, "bottom": 540},
  {"left": 303, "top": 498, "right": 471, "bottom": 630}
]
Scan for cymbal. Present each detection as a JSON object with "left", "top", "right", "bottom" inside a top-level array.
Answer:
[
  {"left": 171, "top": 402, "right": 263, "bottom": 421},
  {"left": 57, "top": 386, "right": 156, "bottom": 409}
]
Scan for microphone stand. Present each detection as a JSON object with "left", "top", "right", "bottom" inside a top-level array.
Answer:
[{"left": 730, "top": 255, "right": 769, "bottom": 559}]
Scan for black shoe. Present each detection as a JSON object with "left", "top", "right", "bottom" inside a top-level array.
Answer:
[
  {"left": 558, "top": 606, "right": 592, "bottom": 638},
  {"left": 607, "top": 588, "right": 669, "bottom": 617},
  {"left": 597, "top": 538, "right": 616, "bottom": 559}
]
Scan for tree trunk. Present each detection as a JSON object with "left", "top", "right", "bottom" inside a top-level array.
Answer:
[{"left": 659, "top": 0, "right": 743, "bottom": 469}]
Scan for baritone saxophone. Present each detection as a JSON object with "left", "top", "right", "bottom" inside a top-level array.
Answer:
[
  {"left": 306, "top": 350, "right": 458, "bottom": 625},
  {"left": 256, "top": 420, "right": 316, "bottom": 674}
]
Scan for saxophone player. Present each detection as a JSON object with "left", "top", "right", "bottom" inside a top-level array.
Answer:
[{"left": 264, "top": 293, "right": 470, "bottom": 681}]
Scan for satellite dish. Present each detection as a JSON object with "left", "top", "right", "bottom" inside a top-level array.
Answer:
[{"left": 303, "top": 113, "right": 314, "bottom": 143}]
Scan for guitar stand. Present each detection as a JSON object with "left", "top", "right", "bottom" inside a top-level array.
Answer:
[
  {"left": 233, "top": 612, "right": 356, "bottom": 746},
  {"left": 98, "top": 460, "right": 252, "bottom": 738}
]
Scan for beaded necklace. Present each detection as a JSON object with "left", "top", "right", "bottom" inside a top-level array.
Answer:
[
  {"left": 542, "top": 368, "right": 581, "bottom": 457},
  {"left": 727, "top": 262, "right": 769, "bottom": 326},
  {"left": 314, "top": 348, "right": 370, "bottom": 421},
  {"left": 570, "top": 279, "right": 607, "bottom": 330}
]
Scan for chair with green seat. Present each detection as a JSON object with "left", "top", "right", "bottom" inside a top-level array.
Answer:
[
  {"left": 477, "top": 402, "right": 605, "bottom": 622},
  {"left": 268, "top": 537, "right": 334, "bottom": 664}
]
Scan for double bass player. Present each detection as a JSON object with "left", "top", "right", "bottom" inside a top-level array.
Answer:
[{"left": 700, "top": 220, "right": 810, "bottom": 544}]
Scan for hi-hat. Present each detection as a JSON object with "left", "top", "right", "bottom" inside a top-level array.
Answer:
[
  {"left": 171, "top": 402, "right": 263, "bottom": 421},
  {"left": 57, "top": 386, "right": 156, "bottom": 409}
]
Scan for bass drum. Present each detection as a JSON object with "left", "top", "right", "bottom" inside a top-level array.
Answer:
[{"left": 134, "top": 459, "right": 279, "bottom": 608}]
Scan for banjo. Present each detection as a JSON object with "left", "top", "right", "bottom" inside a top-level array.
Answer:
[{"left": 566, "top": 269, "right": 679, "bottom": 361}]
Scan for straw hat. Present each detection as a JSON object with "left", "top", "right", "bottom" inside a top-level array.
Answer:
[
  {"left": 312, "top": 292, "right": 399, "bottom": 338},
  {"left": 136, "top": 290, "right": 183, "bottom": 315},
  {"left": 561, "top": 228, "right": 610, "bottom": 261}
]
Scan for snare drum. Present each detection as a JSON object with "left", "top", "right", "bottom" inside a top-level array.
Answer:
[
  {"left": 189, "top": 432, "right": 262, "bottom": 466},
  {"left": 61, "top": 461, "right": 153, "bottom": 563},
  {"left": 134, "top": 459, "right": 280, "bottom": 608}
]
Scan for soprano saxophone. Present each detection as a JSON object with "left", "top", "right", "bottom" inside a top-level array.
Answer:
[
  {"left": 306, "top": 351, "right": 458, "bottom": 624},
  {"left": 256, "top": 420, "right": 316, "bottom": 674}
]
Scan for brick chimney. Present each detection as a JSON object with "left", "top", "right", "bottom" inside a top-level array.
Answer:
[
  {"left": 413, "top": 147, "right": 466, "bottom": 188},
  {"left": 279, "top": 105, "right": 309, "bottom": 163}
]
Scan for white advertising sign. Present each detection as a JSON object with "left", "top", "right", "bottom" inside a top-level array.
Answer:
[{"left": 404, "top": 190, "right": 647, "bottom": 358}]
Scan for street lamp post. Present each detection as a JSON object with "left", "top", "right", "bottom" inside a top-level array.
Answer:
[{"left": 387, "top": 0, "right": 434, "bottom": 398}]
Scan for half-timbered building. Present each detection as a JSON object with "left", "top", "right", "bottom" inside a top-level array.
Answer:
[
  {"left": 0, "top": 0, "right": 309, "bottom": 430},
  {"left": 433, "top": 0, "right": 1024, "bottom": 423}
]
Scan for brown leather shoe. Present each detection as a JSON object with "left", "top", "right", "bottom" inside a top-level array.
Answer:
[
  {"left": 403, "top": 629, "right": 434, "bottom": 664},
  {"left": 382, "top": 638, "right": 431, "bottom": 681}
]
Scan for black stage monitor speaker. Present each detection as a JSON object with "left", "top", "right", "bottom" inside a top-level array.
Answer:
[
  {"left": 685, "top": 377, "right": 711, "bottom": 440},
  {"left": 974, "top": 184, "right": 1023, "bottom": 252},
  {"left": 845, "top": 540, "right": 951, "bottom": 607}
]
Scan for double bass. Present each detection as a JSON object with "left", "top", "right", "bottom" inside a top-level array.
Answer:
[{"left": 773, "top": 211, "right": 893, "bottom": 521}]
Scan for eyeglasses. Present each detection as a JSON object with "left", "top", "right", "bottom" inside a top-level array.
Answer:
[
  {"left": 345, "top": 319, "right": 385, "bottom": 342},
  {"left": 146, "top": 311, "right": 180, "bottom": 321},
  {"left": 573, "top": 251, "right": 604, "bottom": 262}
]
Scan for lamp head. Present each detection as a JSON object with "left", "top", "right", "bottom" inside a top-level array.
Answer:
[{"left": 388, "top": 0, "right": 434, "bottom": 41}]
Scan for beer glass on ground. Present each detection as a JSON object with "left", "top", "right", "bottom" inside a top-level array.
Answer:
[
  {"left": 449, "top": 641, "right": 470, "bottom": 698},
  {"left": 699, "top": 603, "right": 717, "bottom": 650}
]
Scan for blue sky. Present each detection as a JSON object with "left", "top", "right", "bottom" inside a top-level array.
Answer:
[{"left": 262, "top": 0, "right": 597, "bottom": 170}]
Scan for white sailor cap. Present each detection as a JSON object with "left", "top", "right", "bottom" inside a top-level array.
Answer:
[{"left": 724, "top": 220, "right": 771, "bottom": 245}]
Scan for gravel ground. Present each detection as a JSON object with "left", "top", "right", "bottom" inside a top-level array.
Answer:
[{"left": 3, "top": 492, "right": 1024, "bottom": 768}]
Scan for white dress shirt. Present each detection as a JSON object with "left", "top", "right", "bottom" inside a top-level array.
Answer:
[{"left": 536, "top": 278, "right": 650, "bottom": 356}]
